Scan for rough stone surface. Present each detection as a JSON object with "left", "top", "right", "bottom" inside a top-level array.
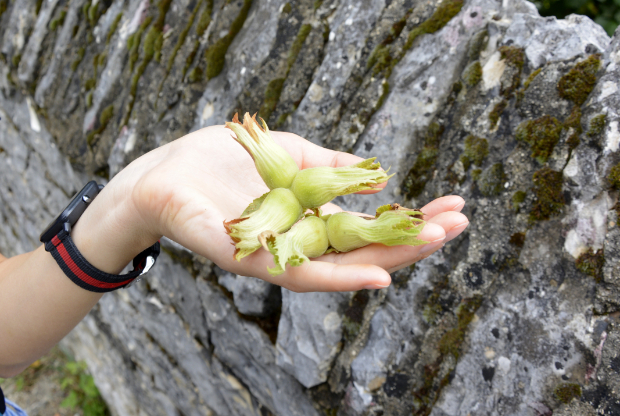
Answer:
[{"left": 2, "top": 0, "right": 620, "bottom": 414}]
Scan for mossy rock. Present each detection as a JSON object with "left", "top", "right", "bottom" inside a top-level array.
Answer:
[
  {"left": 557, "top": 54, "right": 601, "bottom": 106},
  {"left": 530, "top": 167, "right": 564, "bottom": 221},
  {"left": 608, "top": 162, "right": 620, "bottom": 189},
  {"left": 587, "top": 113, "right": 606, "bottom": 137},
  {"left": 489, "top": 100, "right": 507, "bottom": 128},
  {"left": 511, "top": 190, "right": 527, "bottom": 212},
  {"left": 515, "top": 115, "right": 562, "bottom": 164},
  {"left": 462, "top": 61, "right": 482, "bottom": 87},
  {"left": 554, "top": 383, "right": 582, "bottom": 404},
  {"left": 576, "top": 248, "right": 605, "bottom": 283},
  {"left": 460, "top": 135, "right": 488, "bottom": 170},
  {"left": 477, "top": 163, "right": 505, "bottom": 197}
]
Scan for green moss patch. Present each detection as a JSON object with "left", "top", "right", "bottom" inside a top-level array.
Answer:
[
  {"left": 608, "top": 162, "right": 620, "bottom": 189},
  {"left": 49, "top": 10, "right": 67, "bottom": 31},
  {"left": 12, "top": 53, "right": 21, "bottom": 68},
  {"left": 558, "top": 54, "right": 601, "bottom": 106},
  {"left": 576, "top": 248, "right": 604, "bottom": 283},
  {"left": 86, "top": 105, "right": 114, "bottom": 146},
  {"left": 554, "top": 383, "right": 582, "bottom": 404},
  {"left": 478, "top": 163, "right": 505, "bottom": 197},
  {"left": 489, "top": 99, "right": 507, "bottom": 128},
  {"left": 438, "top": 296, "right": 483, "bottom": 359},
  {"left": 106, "top": 13, "right": 123, "bottom": 44},
  {"left": 460, "top": 135, "right": 488, "bottom": 170},
  {"left": 205, "top": 0, "right": 252, "bottom": 80},
  {"left": 515, "top": 115, "right": 562, "bottom": 164},
  {"left": 70, "top": 48, "right": 85, "bottom": 71},
  {"left": 405, "top": 0, "right": 463, "bottom": 50},
  {"left": 511, "top": 190, "right": 526, "bottom": 212},
  {"left": 530, "top": 167, "right": 564, "bottom": 221},
  {"left": 402, "top": 122, "right": 444, "bottom": 198},
  {"left": 498, "top": 46, "right": 524, "bottom": 70},
  {"left": 462, "top": 61, "right": 482, "bottom": 87},
  {"left": 509, "top": 232, "right": 526, "bottom": 248},
  {"left": 188, "top": 67, "right": 203, "bottom": 83},
  {"left": 587, "top": 113, "right": 606, "bottom": 137}
]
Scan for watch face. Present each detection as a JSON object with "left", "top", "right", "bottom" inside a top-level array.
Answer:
[{"left": 40, "top": 181, "right": 101, "bottom": 242}]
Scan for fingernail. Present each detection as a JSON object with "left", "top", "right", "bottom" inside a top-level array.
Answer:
[
  {"left": 363, "top": 283, "right": 390, "bottom": 290},
  {"left": 419, "top": 237, "right": 445, "bottom": 254},
  {"left": 446, "top": 222, "right": 469, "bottom": 241},
  {"left": 453, "top": 200, "right": 465, "bottom": 212}
]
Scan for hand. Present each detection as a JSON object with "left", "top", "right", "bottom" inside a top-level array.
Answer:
[{"left": 102, "top": 125, "right": 468, "bottom": 292}]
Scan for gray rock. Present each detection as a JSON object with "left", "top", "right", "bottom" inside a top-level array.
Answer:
[{"left": 276, "top": 290, "right": 349, "bottom": 388}]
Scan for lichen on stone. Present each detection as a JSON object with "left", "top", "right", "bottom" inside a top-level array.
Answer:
[
  {"left": 515, "top": 115, "right": 562, "bottom": 164},
  {"left": 557, "top": 54, "right": 601, "bottom": 106},
  {"left": 530, "top": 167, "right": 565, "bottom": 221}
]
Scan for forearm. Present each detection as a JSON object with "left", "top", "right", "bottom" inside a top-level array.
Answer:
[{"left": 0, "top": 179, "right": 160, "bottom": 377}]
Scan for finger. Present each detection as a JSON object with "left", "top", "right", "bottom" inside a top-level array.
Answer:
[
  {"left": 320, "top": 202, "right": 344, "bottom": 215},
  {"left": 385, "top": 212, "right": 468, "bottom": 273},
  {"left": 427, "top": 211, "right": 469, "bottom": 243},
  {"left": 419, "top": 195, "right": 465, "bottom": 219},
  {"left": 271, "top": 261, "right": 392, "bottom": 292},
  {"left": 318, "top": 222, "right": 446, "bottom": 271}
]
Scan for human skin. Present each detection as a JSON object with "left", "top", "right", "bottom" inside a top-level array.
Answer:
[{"left": 0, "top": 125, "right": 468, "bottom": 377}]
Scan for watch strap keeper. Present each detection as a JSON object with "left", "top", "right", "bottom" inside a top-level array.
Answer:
[{"left": 44, "top": 226, "right": 160, "bottom": 293}]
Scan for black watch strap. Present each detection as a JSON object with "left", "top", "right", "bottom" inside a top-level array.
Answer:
[{"left": 44, "top": 225, "right": 160, "bottom": 293}]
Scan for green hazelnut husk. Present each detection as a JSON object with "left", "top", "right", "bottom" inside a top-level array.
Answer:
[
  {"left": 258, "top": 215, "right": 329, "bottom": 276},
  {"left": 224, "top": 188, "right": 303, "bottom": 261},
  {"left": 325, "top": 205, "right": 427, "bottom": 252},
  {"left": 289, "top": 157, "right": 393, "bottom": 208},
  {"left": 226, "top": 112, "right": 300, "bottom": 189}
]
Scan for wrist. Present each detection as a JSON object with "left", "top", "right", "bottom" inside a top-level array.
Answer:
[{"left": 70, "top": 182, "right": 161, "bottom": 275}]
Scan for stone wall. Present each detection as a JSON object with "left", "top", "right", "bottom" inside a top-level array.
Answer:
[{"left": 1, "top": 0, "right": 620, "bottom": 414}]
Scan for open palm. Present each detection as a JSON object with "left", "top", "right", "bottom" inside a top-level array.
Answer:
[{"left": 123, "top": 125, "right": 468, "bottom": 292}]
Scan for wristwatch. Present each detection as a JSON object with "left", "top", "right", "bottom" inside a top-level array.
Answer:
[{"left": 40, "top": 181, "right": 160, "bottom": 293}]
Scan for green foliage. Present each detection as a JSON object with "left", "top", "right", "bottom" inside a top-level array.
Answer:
[
  {"left": 205, "top": 0, "right": 252, "bottom": 79},
  {"left": 530, "top": 167, "right": 565, "bottom": 221},
  {"left": 282, "top": 2, "right": 292, "bottom": 13},
  {"left": 478, "top": 163, "right": 505, "bottom": 197},
  {"left": 515, "top": 115, "right": 562, "bottom": 164},
  {"left": 59, "top": 361, "right": 109, "bottom": 415},
  {"left": 106, "top": 12, "right": 123, "bottom": 44},
  {"left": 557, "top": 54, "right": 601, "bottom": 106},
  {"left": 587, "top": 113, "right": 607, "bottom": 137},
  {"left": 127, "top": 16, "right": 152, "bottom": 72},
  {"left": 86, "top": 91, "right": 93, "bottom": 108},
  {"left": 576, "top": 248, "right": 605, "bottom": 282},
  {"left": 536, "top": 0, "right": 620, "bottom": 35},
  {"left": 462, "top": 61, "right": 482, "bottom": 86},
  {"left": 554, "top": 383, "right": 582, "bottom": 404},
  {"left": 405, "top": 0, "right": 464, "bottom": 50},
  {"left": 460, "top": 135, "right": 488, "bottom": 170},
  {"left": 489, "top": 99, "right": 507, "bottom": 128},
  {"left": 402, "top": 122, "right": 444, "bottom": 198}
]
